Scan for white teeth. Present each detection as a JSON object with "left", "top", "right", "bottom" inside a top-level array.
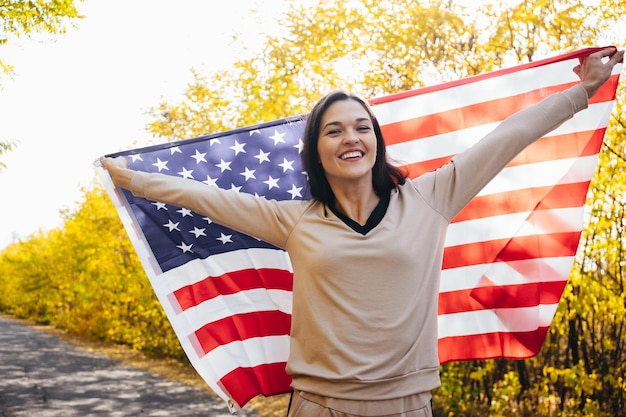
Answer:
[{"left": 341, "top": 151, "right": 362, "bottom": 159}]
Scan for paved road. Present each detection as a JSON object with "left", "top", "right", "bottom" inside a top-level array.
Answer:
[{"left": 0, "top": 315, "right": 259, "bottom": 417}]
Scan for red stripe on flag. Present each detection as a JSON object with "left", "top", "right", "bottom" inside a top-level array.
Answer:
[
  {"left": 173, "top": 268, "right": 293, "bottom": 312},
  {"left": 381, "top": 82, "right": 577, "bottom": 145},
  {"left": 508, "top": 129, "right": 606, "bottom": 167},
  {"left": 589, "top": 74, "right": 621, "bottom": 103},
  {"left": 403, "top": 156, "right": 454, "bottom": 178},
  {"left": 438, "top": 327, "right": 551, "bottom": 364},
  {"left": 438, "top": 280, "right": 567, "bottom": 315},
  {"left": 192, "top": 310, "right": 292, "bottom": 356},
  {"left": 453, "top": 182, "right": 590, "bottom": 222},
  {"left": 442, "top": 231, "right": 582, "bottom": 270},
  {"left": 219, "top": 362, "right": 292, "bottom": 409},
  {"left": 399, "top": 128, "right": 605, "bottom": 179}
]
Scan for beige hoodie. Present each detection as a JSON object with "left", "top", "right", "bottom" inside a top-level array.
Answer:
[{"left": 126, "top": 84, "right": 588, "bottom": 400}]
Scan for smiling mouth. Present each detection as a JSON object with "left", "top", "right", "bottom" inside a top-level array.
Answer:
[{"left": 340, "top": 151, "right": 363, "bottom": 160}]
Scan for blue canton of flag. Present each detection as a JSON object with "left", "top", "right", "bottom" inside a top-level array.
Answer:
[{"left": 110, "top": 116, "right": 309, "bottom": 273}]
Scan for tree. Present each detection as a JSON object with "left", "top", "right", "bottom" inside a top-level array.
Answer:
[
  {"left": 0, "top": 184, "right": 183, "bottom": 359},
  {"left": 0, "top": 140, "right": 15, "bottom": 171},
  {"left": 541, "top": 84, "right": 626, "bottom": 417},
  {"left": 147, "top": 0, "right": 611, "bottom": 141},
  {"left": 0, "top": 0, "right": 83, "bottom": 77},
  {"left": 147, "top": 0, "right": 483, "bottom": 141},
  {"left": 0, "top": 0, "right": 83, "bottom": 167}
]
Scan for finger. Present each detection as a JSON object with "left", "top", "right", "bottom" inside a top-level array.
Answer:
[
  {"left": 580, "top": 49, "right": 607, "bottom": 65},
  {"left": 610, "top": 49, "right": 625, "bottom": 64},
  {"left": 114, "top": 156, "right": 130, "bottom": 169},
  {"left": 595, "top": 47, "right": 617, "bottom": 58}
]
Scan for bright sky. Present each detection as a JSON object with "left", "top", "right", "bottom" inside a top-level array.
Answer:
[
  {"left": 0, "top": 1, "right": 623, "bottom": 250},
  {"left": 0, "top": 0, "right": 292, "bottom": 249}
]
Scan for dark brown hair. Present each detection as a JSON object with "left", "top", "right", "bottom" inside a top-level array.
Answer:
[{"left": 301, "top": 90, "right": 406, "bottom": 205}]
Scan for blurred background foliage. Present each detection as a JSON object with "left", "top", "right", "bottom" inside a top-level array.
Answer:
[{"left": 0, "top": 0, "right": 624, "bottom": 415}]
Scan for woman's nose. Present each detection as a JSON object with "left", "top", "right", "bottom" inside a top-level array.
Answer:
[{"left": 343, "top": 130, "right": 360, "bottom": 143}]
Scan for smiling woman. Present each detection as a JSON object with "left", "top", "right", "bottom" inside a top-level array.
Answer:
[
  {"left": 301, "top": 90, "right": 406, "bottom": 222},
  {"left": 316, "top": 99, "right": 380, "bottom": 223}
]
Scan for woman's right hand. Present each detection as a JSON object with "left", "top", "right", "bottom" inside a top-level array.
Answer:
[
  {"left": 100, "top": 156, "right": 135, "bottom": 189},
  {"left": 100, "top": 156, "right": 129, "bottom": 171}
]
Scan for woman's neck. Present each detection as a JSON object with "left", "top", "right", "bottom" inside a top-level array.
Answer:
[{"left": 331, "top": 184, "right": 380, "bottom": 226}]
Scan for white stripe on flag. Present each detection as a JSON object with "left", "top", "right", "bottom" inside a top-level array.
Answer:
[
  {"left": 374, "top": 59, "right": 581, "bottom": 125},
  {"left": 162, "top": 288, "right": 292, "bottom": 335},
  {"left": 478, "top": 155, "right": 599, "bottom": 196},
  {"left": 195, "top": 335, "right": 291, "bottom": 378},
  {"left": 437, "top": 304, "right": 559, "bottom": 338},
  {"left": 445, "top": 206, "right": 585, "bottom": 247},
  {"left": 439, "top": 256, "right": 576, "bottom": 293},
  {"left": 153, "top": 247, "right": 293, "bottom": 292}
]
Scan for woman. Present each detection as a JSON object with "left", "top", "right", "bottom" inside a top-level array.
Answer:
[{"left": 102, "top": 47, "right": 623, "bottom": 417}]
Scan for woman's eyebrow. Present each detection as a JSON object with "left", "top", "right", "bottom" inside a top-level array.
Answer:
[
  {"left": 322, "top": 117, "right": 371, "bottom": 130},
  {"left": 321, "top": 121, "right": 342, "bottom": 130}
]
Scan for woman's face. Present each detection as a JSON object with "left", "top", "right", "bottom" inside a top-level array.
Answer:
[{"left": 317, "top": 99, "right": 378, "bottom": 188}]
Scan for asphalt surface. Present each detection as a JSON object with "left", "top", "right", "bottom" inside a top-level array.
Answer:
[{"left": 0, "top": 314, "right": 260, "bottom": 417}]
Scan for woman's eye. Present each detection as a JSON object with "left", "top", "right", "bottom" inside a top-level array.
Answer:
[
  {"left": 357, "top": 126, "right": 371, "bottom": 132},
  {"left": 327, "top": 129, "right": 341, "bottom": 135}
]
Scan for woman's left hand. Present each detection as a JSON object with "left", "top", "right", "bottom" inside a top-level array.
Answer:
[{"left": 573, "top": 47, "right": 624, "bottom": 98}]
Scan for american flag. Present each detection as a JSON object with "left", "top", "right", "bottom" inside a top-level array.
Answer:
[{"left": 99, "top": 47, "right": 622, "bottom": 411}]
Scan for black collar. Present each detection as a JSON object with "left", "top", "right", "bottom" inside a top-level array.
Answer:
[{"left": 329, "top": 191, "right": 390, "bottom": 235}]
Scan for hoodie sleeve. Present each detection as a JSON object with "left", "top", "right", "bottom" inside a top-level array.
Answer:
[
  {"left": 127, "top": 170, "right": 307, "bottom": 248},
  {"left": 415, "top": 83, "right": 589, "bottom": 222}
]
